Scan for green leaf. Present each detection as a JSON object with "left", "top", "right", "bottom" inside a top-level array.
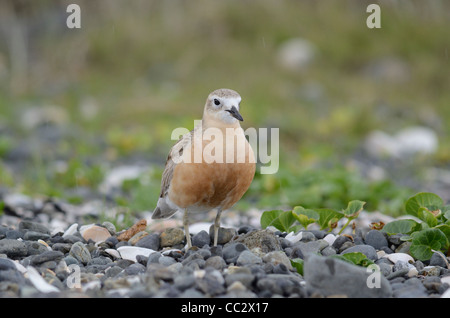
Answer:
[
  {"left": 332, "top": 252, "right": 375, "bottom": 267},
  {"left": 290, "top": 258, "right": 304, "bottom": 275},
  {"left": 260, "top": 209, "right": 296, "bottom": 232},
  {"left": 343, "top": 200, "right": 366, "bottom": 219},
  {"left": 292, "top": 206, "right": 319, "bottom": 229},
  {"left": 409, "top": 228, "right": 448, "bottom": 261},
  {"left": 435, "top": 224, "right": 450, "bottom": 245},
  {"left": 382, "top": 219, "right": 420, "bottom": 235},
  {"left": 405, "top": 192, "right": 443, "bottom": 217},
  {"left": 442, "top": 206, "right": 450, "bottom": 221},
  {"left": 418, "top": 207, "right": 438, "bottom": 227},
  {"left": 315, "top": 208, "right": 344, "bottom": 231}
]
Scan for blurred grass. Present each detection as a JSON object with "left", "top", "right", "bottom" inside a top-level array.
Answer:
[{"left": 0, "top": 0, "right": 449, "bottom": 217}]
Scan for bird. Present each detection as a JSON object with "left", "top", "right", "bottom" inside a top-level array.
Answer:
[{"left": 152, "top": 88, "right": 255, "bottom": 249}]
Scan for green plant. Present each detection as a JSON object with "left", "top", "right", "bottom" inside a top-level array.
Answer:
[
  {"left": 382, "top": 192, "right": 450, "bottom": 261},
  {"left": 260, "top": 200, "right": 365, "bottom": 234}
]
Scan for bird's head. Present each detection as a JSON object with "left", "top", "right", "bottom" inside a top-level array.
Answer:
[{"left": 203, "top": 88, "right": 243, "bottom": 126}]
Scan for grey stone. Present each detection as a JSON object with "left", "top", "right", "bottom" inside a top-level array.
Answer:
[
  {"left": 69, "top": 242, "right": 92, "bottom": 265},
  {"left": 256, "top": 274, "right": 303, "bottom": 296},
  {"left": 135, "top": 233, "right": 159, "bottom": 250},
  {"left": 209, "top": 226, "right": 236, "bottom": 245},
  {"left": 174, "top": 273, "right": 195, "bottom": 291},
  {"left": 147, "top": 263, "right": 176, "bottom": 281},
  {"left": 223, "top": 243, "right": 248, "bottom": 263},
  {"left": 0, "top": 269, "right": 26, "bottom": 284},
  {"left": 236, "top": 250, "right": 262, "bottom": 266},
  {"left": 321, "top": 246, "right": 337, "bottom": 256},
  {"left": 147, "top": 252, "right": 162, "bottom": 264},
  {"left": 125, "top": 263, "right": 146, "bottom": 275},
  {"left": 23, "top": 231, "right": 50, "bottom": 241},
  {"left": 304, "top": 254, "right": 392, "bottom": 297},
  {"left": 205, "top": 255, "right": 226, "bottom": 270},
  {"left": 159, "top": 256, "right": 177, "bottom": 267},
  {"left": 64, "top": 255, "right": 79, "bottom": 266},
  {"left": 18, "top": 221, "right": 50, "bottom": 234},
  {"left": 262, "top": 251, "right": 293, "bottom": 270},
  {"left": 5, "top": 230, "right": 23, "bottom": 240},
  {"left": 195, "top": 268, "right": 225, "bottom": 296},
  {"left": 332, "top": 235, "right": 351, "bottom": 250},
  {"left": 430, "top": 252, "right": 448, "bottom": 268},
  {"left": 0, "top": 239, "right": 28, "bottom": 258},
  {"left": 192, "top": 230, "right": 211, "bottom": 248},
  {"left": 378, "top": 262, "right": 392, "bottom": 277},
  {"left": 31, "top": 251, "right": 64, "bottom": 265},
  {"left": 0, "top": 258, "right": 16, "bottom": 271},
  {"left": 393, "top": 283, "right": 428, "bottom": 298},
  {"left": 341, "top": 244, "right": 378, "bottom": 260},
  {"left": 225, "top": 273, "right": 255, "bottom": 289},
  {"left": 234, "top": 229, "right": 281, "bottom": 253},
  {"left": 24, "top": 241, "right": 48, "bottom": 256},
  {"left": 388, "top": 233, "right": 407, "bottom": 245},
  {"left": 395, "top": 241, "right": 411, "bottom": 253},
  {"left": 299, "top": 231, "right": 316, "bottom": 242},
  {"left": 386, "top": 268, "right": 409, "bottom": 280},
  {"left": 292, "top": 241, "right": 321, "bottom": 258},
  {"left": 51, "top": 243, "right": 72, "bottom": 254},
  {"left": 364, "top": 230, "right": 388, "bottom": 249}
]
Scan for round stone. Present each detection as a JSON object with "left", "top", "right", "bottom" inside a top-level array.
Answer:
[
  {"left": 0, "top": 239, "right": 28, "bottom": 258},
  {"left": 160, "top": 228, "right": 185, "bottom": 247},
  {"left": 364, "top": 230, "right": 388, "bottom": 249},
  {"left": 192, "top": 230, "right": 211, "bottom": 248},
  {"left": 69, "top": 241, "right": 92, "bottom": 265}
]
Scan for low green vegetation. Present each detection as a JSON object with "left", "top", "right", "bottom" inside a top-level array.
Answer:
[{"left": 262, "top": 192, "right": 450, "bottom": 262}]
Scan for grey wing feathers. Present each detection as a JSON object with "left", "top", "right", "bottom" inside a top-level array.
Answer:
[{"left": 152, "top": 129, "right": 194, "bottom": 219}]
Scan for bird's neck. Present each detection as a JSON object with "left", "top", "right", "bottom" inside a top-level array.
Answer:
[{"left": 202, "top": 113, "right": 241, "bottom": 131}]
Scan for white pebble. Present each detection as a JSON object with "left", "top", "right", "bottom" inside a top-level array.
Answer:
[
  {"left": 407, "top": 267, "right": 419, "bottom": 277},
  {"left": 63, "top": 223, "right": 78, "bottom": 237},
  {"left": 385, "top": 252, "right": 414, "bottom": 264},
  {"left": 441, "top": 276, "right": 450, "bottom": 285},
  {"left": 323, "top": 234, "right": 336, "bottom": 246},
  {"left": 285, "top": 231, "right": 303, "bottom": 244},
  {"left": 105, "top": 248, "right": 121, "bottom": 259},
  {"left": 117, "top": 246, "right": 156, "bottom": 262},
  {"left": 26, "top": 266, "right": 60, "bottom": 293}
]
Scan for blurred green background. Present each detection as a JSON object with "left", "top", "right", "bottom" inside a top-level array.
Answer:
[{"left": 0, "top": 0, "right": 449, "bottom": 220}]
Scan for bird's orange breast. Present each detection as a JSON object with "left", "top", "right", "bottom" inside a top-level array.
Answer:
[{"left": 168, "top": 134, "right": 255, "bottom": 211}]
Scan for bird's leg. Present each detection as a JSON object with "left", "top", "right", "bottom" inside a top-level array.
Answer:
[
  {"left": 183, "top": 208, "right": 192, "bottom": 249},
  {"left": 213, "top": 208, "right": 223, "bottom": 246}
]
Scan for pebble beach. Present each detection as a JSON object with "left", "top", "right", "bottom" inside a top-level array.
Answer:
[{"left": 1, "top": 191, "right": 450, "bottom": 299}]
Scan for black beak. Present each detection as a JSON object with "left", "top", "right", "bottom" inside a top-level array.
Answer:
[{"left": 226, "top": 106, "right": 243, "bottom": 121}]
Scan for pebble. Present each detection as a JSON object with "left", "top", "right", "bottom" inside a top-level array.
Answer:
[
  {"left": 128, "top": 231, "right": 149, "bottom": 245},
  {"left": 341, "top": 244, "right": 378, "bottom": 261},
  {"left": 80, "top": 224, "right": 111, "bottom": 243},
  {"left": 160, "top": 228, "right": 185, "bottom": 247},
  {"left": 223, "top": 243, "right": 248, "bottom": 264},
  {"left": 209, "top": 226, "right": 235, "bottom": 245},
  {"left": 117, "top": 246, "right": 156, "bottom": 262},
  {"left": 304, "top": 254, "right": 392, "bottom": 297},
  {"left": 192, "top": 230, "right": 211, "bottom": 248},
  {"left": 364, "top": 230, "right": 388, "bottom": 249},
  {"left": 69, "top": 242, "right": 92, "bottom": 265},
  {"left": 0, "top": 239, "right": 28, "bottom": 258},
  {"left": 385, "top": 252, "right": 414, "bottom": 264},
  {"left": 236, "top": 250, "right": 262, "bottom": 266}
]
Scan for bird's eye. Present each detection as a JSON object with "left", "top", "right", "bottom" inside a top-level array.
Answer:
[{"left": 213, "top": 99, "right": 220, "bottom": 106}]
